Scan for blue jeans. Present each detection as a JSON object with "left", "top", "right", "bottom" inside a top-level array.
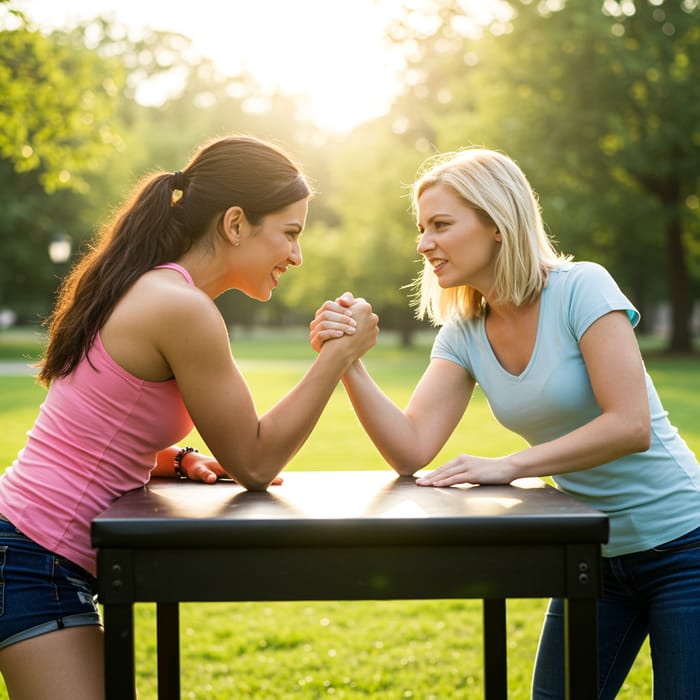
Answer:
[
  {"left": 0, "top": 518, "right": 101, "bottom": 650},
  {"left": 532, "top": 525, "right": 700, "bottom": 699}
]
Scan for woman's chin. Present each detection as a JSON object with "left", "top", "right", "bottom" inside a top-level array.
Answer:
[{"left": 238, "top": 288, "right": 271, "bottom": 302}]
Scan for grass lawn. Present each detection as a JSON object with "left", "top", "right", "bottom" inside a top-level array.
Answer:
[{"left": 1, "top": 327, "right": 698, "bottom": 698}]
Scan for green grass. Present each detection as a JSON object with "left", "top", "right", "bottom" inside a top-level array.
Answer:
[{"left": 2, "top": 328, "right": 698, "bottom": 698}]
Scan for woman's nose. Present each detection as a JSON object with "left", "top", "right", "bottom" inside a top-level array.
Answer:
[
  {"left": 416, "top": 232, "right": 433, "bottom": 254},
  {"left": 290, "top": 241, "right": 302, "bottom": 266}
]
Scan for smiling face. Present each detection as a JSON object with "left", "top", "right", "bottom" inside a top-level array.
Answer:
[
  {"left": 416, "top": 183, "right": 501, "bottom": 293},
  {"left": 233, "top": 198, "right": 309, "bottom": 301}
]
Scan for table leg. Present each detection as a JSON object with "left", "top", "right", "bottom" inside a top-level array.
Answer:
[
  {"left": 565, "top": 598, "right": 599, "bottom": 700},
  {"left": 157, "top": 602, "right": 180, "bottom": 700},
  {"left": 103, "top": 603, "right": 136, "bottom": 700},
  {"left": 483, "top": 598, "right": 507, "bottom": 699}
]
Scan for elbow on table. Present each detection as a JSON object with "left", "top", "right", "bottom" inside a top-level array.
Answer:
[
  {"left": 391, "top": 464, "right": 419, "bottom": 477},
  {"left": 225, "top": 464, "right": 276, "bottom": 492},
  {"left": 389, "top": 453, "right": 432, "bottom": 478},
  {"left": 242, "top": 479, "right": 272, "bottom": 492},
  {"left": 235, "top": 475, "right": 273, "bottom": 491}
]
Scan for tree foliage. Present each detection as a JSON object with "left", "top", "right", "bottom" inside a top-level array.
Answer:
[
  {"left": 384, "top": 0, "right": 700, "bottom": 350},
  {"left": 0, "top": 10, "right": 124, "bottom": 193},
  {"left": 0, "top": 0, "right": 697, "bottom": 351},
  {"left": 0, "top": 7, "right": 316, "bottom": 322}
]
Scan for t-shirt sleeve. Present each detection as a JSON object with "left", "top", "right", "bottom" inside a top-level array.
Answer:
[
  {"left": 567, "top": 262, "right": 640, "bottom": 340},
  {"left": 431, "top": 321, "right": 474, "bottom": 376}
]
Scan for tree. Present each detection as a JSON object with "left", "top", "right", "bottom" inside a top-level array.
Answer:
[
  {"left": 0, "top": 8, "right": 322, "bottom": 324},
  {"left": 387, "top": 0, "right": 700, "bottom": 352},
  {"left": 0, "top": 160, "right": 84, "bottom": 319},
  {"left": 0, "top": 10, "right": 126, "bottom": 318},
  {"left": 0, "top": 11, "right": 124, "bottom": 193}
]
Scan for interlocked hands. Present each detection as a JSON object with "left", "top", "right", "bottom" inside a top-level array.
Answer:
[{"left": 309, "top": 292, "right": 378, "bottom": 354}]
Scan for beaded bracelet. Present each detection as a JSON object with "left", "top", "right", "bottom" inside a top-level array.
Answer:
[{"left": 173, "top": 446, "right": 199, "bottom": 479}]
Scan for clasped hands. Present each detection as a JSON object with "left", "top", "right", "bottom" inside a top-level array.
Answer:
[{"left": 309, "top": 291, "right": 374, "bottom": 353}]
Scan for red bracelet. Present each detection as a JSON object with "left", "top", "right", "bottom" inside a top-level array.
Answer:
[{"left": 173, "top": 446, "right": 199, "bottom": 479}]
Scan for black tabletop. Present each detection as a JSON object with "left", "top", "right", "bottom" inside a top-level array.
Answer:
[{"left": 91, "top": 471, "right": 608, "bottom": 549}]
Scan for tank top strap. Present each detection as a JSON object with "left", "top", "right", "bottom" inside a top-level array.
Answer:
[{"left": 153, "top": 263, "right": 194, "bottom": 286}]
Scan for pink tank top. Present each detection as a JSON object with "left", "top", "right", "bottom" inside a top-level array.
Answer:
[{"left": 0, "top": 264, "right": 194, "bottom": 575}]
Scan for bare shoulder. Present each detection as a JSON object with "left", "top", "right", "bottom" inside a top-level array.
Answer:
[
  {"left": 140, "top": 269, "right": 219, "bottom": 325},
  {"left": 102, "top": 268, "right": 227, "bottom": 381}
]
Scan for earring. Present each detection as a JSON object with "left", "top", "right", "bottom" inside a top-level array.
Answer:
[
  {"left": 231, "top": 224, "right": 240, "bottom": 247},
  {"left": 233, "top": 238, "right": 240, "bottom": 247}
]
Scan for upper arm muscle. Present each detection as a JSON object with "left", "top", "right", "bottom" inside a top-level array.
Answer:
[
  {"left": 579, "top": 311, "right": 649, "bottom": 423},
  {"left": 156, "top": 291, "right": 262, "bottom": 476}
]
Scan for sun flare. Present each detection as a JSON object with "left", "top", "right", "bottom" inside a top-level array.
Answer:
[{"left": 16, "top": 0, "right": 407, "bottom": 133}]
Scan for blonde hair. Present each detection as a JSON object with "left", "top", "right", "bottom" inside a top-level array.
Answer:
[{"left": 410, "top": 148, "right": 570, "bottom": 324}]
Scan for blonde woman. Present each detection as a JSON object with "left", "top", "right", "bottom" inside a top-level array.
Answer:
[{"left": 311, "top": 148, "right": 700, "bottom": 699}]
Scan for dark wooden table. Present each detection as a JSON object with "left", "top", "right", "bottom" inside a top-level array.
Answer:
[{"left": 92, "top": 471, "right": 608, "bottom": 699}]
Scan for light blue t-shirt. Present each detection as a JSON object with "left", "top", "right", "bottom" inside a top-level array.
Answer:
[{"left": 432, "top": 261, "right": 700, "bottom": 557}]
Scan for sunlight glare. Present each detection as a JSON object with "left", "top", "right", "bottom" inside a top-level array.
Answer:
[{"left": 15, "top": 0, "right": 409, "bottom": 133}]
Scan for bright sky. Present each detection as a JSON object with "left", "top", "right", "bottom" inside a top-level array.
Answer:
[{"left": 12, "top": 0, "right": 411, "bottom": 133}]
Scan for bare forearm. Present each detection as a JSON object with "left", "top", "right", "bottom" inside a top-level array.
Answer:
[
  {"left": 152, "top": 446, "right": 181, "bottom": 477},
  {"left": 341, "top": 361, "right": 430, "bottom": 474},
  {"left": 245, "top": 343, "right": 371, "bottom": 487},
  {"left": 510, "top": 411, "right": 650, "bottom": 479},
  {"left": 208, "top": 304, "right": 378, "bottom": 490},
  {"left": 417, "top": 410, "right": 651, "bottom": 488}
]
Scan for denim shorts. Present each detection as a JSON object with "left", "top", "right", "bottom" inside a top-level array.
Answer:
[{"left": 0, "top": 517, "right": 102, "bottom": 650}]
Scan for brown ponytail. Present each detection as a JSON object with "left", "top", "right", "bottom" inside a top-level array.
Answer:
[{"left": 38, "top": 135, "right": 311, "bottom": 385}]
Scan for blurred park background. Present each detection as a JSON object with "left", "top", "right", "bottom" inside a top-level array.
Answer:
[
  {"left": 0, "top": 0, "right": 699, "bottom": 353},
  {"left": 1, "top": 2, "right": 699, "bottom": 696}
]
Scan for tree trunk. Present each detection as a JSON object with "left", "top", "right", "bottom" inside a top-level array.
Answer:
[
  {"left": 399, "top": 324, "right": 414, "bottom": 349},
  {"left": 397, "top": 311, "right": 415, "bottom": 349},
  {"left": 666, "top": 212, "right": 693, "bottom": 354}
]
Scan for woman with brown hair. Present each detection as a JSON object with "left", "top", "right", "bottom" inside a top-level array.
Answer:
[{"left": 0, "top": 134, "right": 376, "bottom": 699}]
